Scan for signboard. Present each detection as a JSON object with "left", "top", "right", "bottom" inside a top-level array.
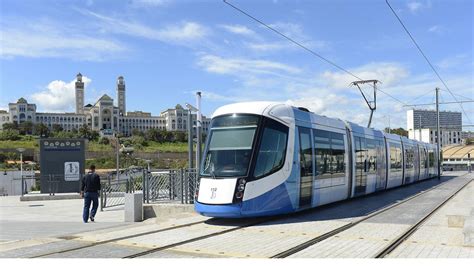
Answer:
[
  {"left": 39, "top": 138, "right": 86, "bottom": 193},
  {"left": 64, "top": 162, "right": 80, "bottom": 181}
]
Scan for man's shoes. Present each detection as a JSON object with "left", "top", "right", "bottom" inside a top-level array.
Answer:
[{"left": 90, "top": 216, "right": 95, "bottom": 222}]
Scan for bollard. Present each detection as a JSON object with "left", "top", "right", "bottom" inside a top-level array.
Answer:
[
  {"left": 100, "top": 189, "right": 104, "bottom": 212},
  {"left": 124, "top": 192, "right": 143, "bottom": 222},
  {"left": 180, "top": 169, "right": 184, "bottom": 204}
]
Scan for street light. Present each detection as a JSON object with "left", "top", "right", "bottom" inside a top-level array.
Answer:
[
  {"left": 16, "top": 148, "right": 26, "bottom": 195},
  {"left": 186, "top": 103, "right": 198, "bottom": 171}
]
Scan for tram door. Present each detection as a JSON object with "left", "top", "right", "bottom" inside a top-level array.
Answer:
[
  {"left": 298, "top": 127, "right": 313, "bottom": 208},
  {"left": 354, "top": 136, "right": 367, "bottom": 196}
]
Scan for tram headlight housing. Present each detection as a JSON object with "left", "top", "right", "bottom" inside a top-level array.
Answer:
[{"left": 235, "top": 178, "right": 246, "bottom": 199}]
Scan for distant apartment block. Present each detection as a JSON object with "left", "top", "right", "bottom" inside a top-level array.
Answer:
[
  {"left": 407, "top": 109, "right": 463, "bottom": 146},
  {"left": 1, "top": 73, "right": 211, "bottom": 136}
]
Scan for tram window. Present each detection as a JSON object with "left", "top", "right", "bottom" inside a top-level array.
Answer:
[
  {"left": 354, "top": 136, "right": 367, "bottom": 194},
  {"left": 299, "top": 127, "right": 313, "bottom": 178},
  {"left": 390, "top": 143, "right": 402, "bottom": 173},
  {"left": 405, "top": 146, "right": 414, "bottom": 169},
  {"left": 253, "top": 119, "right": 288, "bottom": 178},
  {"left": 201, "top": 115, "right": 259, "bottom": 178},
  {"left": 314, "top": 129, "right": 331, "bottom": 179},
  {"left": 376, "top": 139, "right": 386, "bottom": 179},
  {"left": 366, "top": 139, "right": 377, "bottom": 174},
  {"left": 331, "top": 132, "right": 345, "bottom": 178},
  {"left": 314, "top": 130, "right": 346, "bottom": 179}
]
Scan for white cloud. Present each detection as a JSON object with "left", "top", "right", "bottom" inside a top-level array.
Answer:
[
  {"left": 245, "top": 40, "right": 328, "bottom": 53},
  {"left": 0, "top": 20, "right": 127, "bottom": 61},
  {"left": 267, "top": 22, "right": 306, "bottom": 40},
  {"left": 219, "top": 24, "right": 256, "bottom": 37},
  {"left": 31, "top": 76, "right": 92, "bottom": 113},
  {"left": 407, "top": 1, "right": 431, "bottom": 14},
  {"left": 407, "top": 2, "right": 423, "bottom": 13},
  {"left": 321, "top": 62, "right": 409, "bottom": 89},
  {"left": 131, "top": 0, "right": 169, "bottom": 7},
  {"left": 197, "top": 54, "right": 302, "bottom": 76},
  {"left": 79, "top": 9, "right": 209, "bottom": 45},
  {"left": 428, "top": 25, "right": 445, "bottom": 34},
  {"left": 436, "top": 54, "right": 471, "bottom": 69}
]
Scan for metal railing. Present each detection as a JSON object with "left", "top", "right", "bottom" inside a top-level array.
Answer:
[{"left": 100, "top": 168, "right": 199, "bottom": 210}]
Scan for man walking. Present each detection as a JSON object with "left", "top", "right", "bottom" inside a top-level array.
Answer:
[{"left": 81, "top": 165, "right": 101, "bottom": 223}]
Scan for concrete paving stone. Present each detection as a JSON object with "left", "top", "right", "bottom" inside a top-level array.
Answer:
[
  {"left": 0, "top": 239, "right": 86, "bottom": 258},
  {"left": 0, "top": 238, "right": 60, "bottom": 253},
  {"left": 139, "top": 249, "right": 225, "bottom": 258},
  {"left": 114, "top": 219, "right": 245, "bottom": 250},
  {"left": 387, "top": 176, "right": 474, "bottom": 258},
  {"left": 290, "top": 176, "right": 472, "bottom": 258},
  {"left": 41, "top": 243, "right": 148, "bottom": 258}
]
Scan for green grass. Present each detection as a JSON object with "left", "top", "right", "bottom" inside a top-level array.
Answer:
[
  {"left": 0, "top": 139, "right": 38, "bottom": 150},
  {"left": 141, "top": 142, "right": 189, "bottom": 153},
  {"left": 87, "top": 142, "right": 113, "bottom": 152},
  {"left": 0, "top": 139, "right": 190, "bottom": 153}
]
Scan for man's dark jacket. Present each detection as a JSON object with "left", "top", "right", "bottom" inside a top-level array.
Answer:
[{"left": 81, "top": 172, "right": 101, "bottom": 193}]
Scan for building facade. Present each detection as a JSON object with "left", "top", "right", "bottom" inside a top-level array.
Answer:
[
  {"left": 1, "top": 73, "right": 210, "bottom": 136},
  {"left": 407, "top": 109, "right": 463, "bottom": 146}
]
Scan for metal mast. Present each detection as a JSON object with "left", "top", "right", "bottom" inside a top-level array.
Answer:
[{"left": 351, "top": 79, "right": 380, "bottom": 128}]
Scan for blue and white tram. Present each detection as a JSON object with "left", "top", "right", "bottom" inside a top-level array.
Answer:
[{"left": 194, "top": 102, "right": 439, "bottom": 218}]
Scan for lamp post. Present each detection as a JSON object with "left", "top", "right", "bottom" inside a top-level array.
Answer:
[
  {"left": 16, "top": 148, "right": 26, "bottom": 195},
  {"left": 185, "top": 103, "right": 198, "bottom": 171}
]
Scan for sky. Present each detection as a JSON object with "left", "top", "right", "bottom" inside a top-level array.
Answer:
[{"left": 0, "top": 0, "right": 473, "bottom": 131}]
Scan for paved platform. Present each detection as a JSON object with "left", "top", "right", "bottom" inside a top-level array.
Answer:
[
  {"left": 0, "top": 196, "right": 127, "bottom": 242},
  {"left": 387, "top": 176, "right": 474, "bottom": 258},
  {"left": 0, "top": 171, "right": 472, "bottom": 258}
]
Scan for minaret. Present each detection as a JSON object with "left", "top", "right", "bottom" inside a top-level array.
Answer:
[
  {"left": 117, "top": 76, "right": 126, "bottom": 116},
  {"left": 75, "top": 73, "right": 84, "bottom": 114}
]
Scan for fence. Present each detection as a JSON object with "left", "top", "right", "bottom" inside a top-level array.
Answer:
[{"left": 100, "top": 168, "right": 199, "bottom": 210}]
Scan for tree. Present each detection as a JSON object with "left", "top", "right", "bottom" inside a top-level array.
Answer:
[
  {"left": 0, "top": 129, "right": 20, "bottom": 141},
  {"left": 78, "top": 124, "right": 92, "bottom": 139},
  {"left": 174, "top": 131, "right": 186, "bottom": 142},
  {"left": 384, "top": 127, "right": 408, "bottom": 137},
  {"left": 131, "top": 128, "right": 144, "bottom": 137},
  {"left": 18, "top": 121, "right": 34, "bottom": 135},
  {"left": 52, "top": 124, "right": 63, "bottom": 133},
  {"left": 34, "top": 123, "right": 49, "bottom": 137},
  {"left": 2, "top": 122, "right": 18, "bottom": 131}
]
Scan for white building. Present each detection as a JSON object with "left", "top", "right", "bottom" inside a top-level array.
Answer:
[
  {"left": 1, "top": 73, "right": 210, "bottom": 136},
  {"left": 407, "top": 109, "right": 463, "bottom": 147}
]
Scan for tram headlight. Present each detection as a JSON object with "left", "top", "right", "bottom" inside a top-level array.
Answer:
[{"left": 235, "top": 178, "right": 246, "bottom": 199}]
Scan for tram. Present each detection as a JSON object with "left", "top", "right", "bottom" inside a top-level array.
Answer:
[{"left": 194, "top": 102, "right": 439, "bottom": 218}]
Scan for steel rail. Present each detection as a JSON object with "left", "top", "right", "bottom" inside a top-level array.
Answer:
[
  {"left": 30, "top": 219, "right": 212, "bottom": 258},
  {"left": 30, "top": 175, "right": 464, "bottom": 259},
  {"left": 271, "top": 175, "right": 468, "bottom": 258},
  {"left": 375, "top": 178, "right": 473, "bottom": 258},
  {"left": 123, "top": 217, "right": 272, "bottom": 258}
]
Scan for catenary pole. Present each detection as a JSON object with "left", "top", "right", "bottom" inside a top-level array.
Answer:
[
  {"left": 436, "top": 87, "right": 441, "bottom": 180},
  {"left": 188, "top": 109, "right": 193, "bottom": 170},
  {"left": 196, "top": 92, "right": 202, "bottom": 176}
]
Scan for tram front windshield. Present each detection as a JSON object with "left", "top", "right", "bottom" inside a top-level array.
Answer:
[{"left": 201, "top": 115, "right": 259, "bottom": 178}]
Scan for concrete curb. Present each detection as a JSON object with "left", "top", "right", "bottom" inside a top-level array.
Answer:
[
  {"left": 20, "top": 194, "right": 82, "bottom": 201},
  {"left": 144, "top": 203, "right": 195, "bottom": 220}
]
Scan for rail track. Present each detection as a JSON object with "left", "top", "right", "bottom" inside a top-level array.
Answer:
[{"left": 29, "top": 175, "right": 469, "bottom": 258}]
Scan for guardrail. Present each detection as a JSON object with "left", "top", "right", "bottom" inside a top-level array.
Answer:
[{"left": 100, "top": 168, "right": 199, "bottom": 211}]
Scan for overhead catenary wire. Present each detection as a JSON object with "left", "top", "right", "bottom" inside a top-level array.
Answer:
[
  {"left": 222, "top": 0, "right": 408, "bottom": 106},
  {"left": 385, "top": 0, "right": 472, "bottom": 124},
  {"left": 406, "top": 88, "right": 435, "bottom": 106},
  {"left": 439, "top": 89, "right": 474, "bottom": 101}
]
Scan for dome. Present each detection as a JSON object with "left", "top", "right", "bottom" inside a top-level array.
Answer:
[{"left": 17, "top": 97, "right": 28, "bottom": 104}]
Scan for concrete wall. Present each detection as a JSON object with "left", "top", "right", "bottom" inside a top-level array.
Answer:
[{"left": 0, "top": 170, "right": 36, "bottom": 196}]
